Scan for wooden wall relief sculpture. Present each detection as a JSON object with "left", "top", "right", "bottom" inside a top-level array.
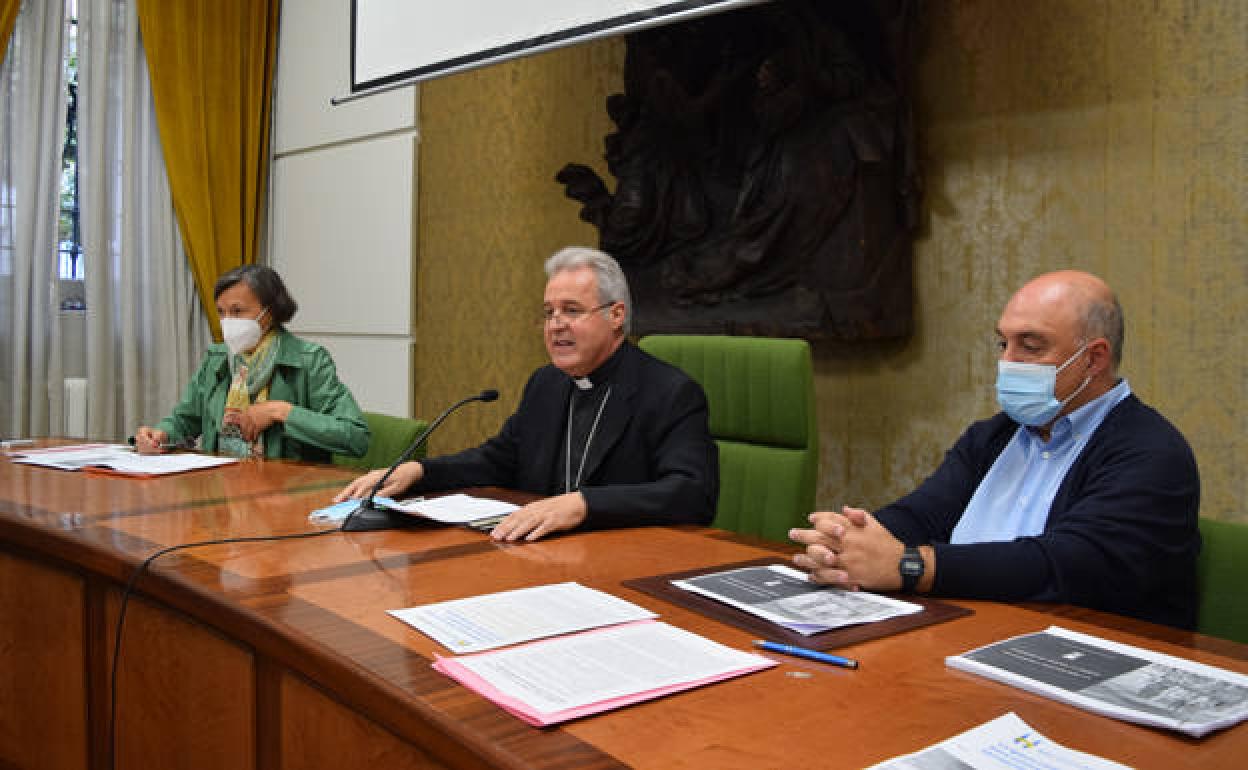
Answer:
[{"left": 557, "top": 0, "right": 922, "bottom": 339}]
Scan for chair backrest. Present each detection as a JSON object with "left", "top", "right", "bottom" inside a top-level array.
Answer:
[
  {"left": 1196, "top": 517, "right": 1248, "bottom": 644},
  {"left": 638, "top": 335, "right": 818, "bottom": 542},
  {"left": 332, "top": 411, "right": 428, "bottom": 471}
]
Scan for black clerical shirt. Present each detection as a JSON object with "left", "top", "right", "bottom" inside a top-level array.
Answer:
[{"left": 557, "top": 343, "right": 625, "bottom": 493}]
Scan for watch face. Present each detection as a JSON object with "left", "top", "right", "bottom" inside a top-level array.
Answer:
[{"left": 900, "top": 558, "right": 923, "bottom": 577}]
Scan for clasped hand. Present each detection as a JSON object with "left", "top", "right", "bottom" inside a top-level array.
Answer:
[{"left": 789, "top": 505, "right": 906, "bottom": 591}]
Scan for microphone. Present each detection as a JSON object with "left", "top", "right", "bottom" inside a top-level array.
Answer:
[{"left": 342, "top": 389, "right": 498, "bottom": 532}]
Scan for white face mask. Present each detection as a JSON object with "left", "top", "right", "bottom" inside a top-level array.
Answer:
[{"left": 221, "top": 308, "right": 268, "bottom": 355}]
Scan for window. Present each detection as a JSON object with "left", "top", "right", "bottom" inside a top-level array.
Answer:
[{"left": 58, "top": 1, "right": 83, "bottom": 308}]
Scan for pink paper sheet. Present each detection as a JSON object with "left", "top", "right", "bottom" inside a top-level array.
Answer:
[{"left": 432, "top": 621, "right": 776, "bottom": 727}]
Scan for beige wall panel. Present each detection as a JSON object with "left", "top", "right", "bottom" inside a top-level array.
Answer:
[
  {"left": 294, "top": 334, "right": 413, "bottom": 418},
  {"left": 273, "top": 0, "right": 416, "bottom": 153},
  {"left": 414, "top": 1, "right": 1246, "bottom": 523},
  {"left": 271, "top": 136, "right": 415, "bottom": 337},
  {"left": 271, "top": 0, "right": 420, "bottom": 421}
]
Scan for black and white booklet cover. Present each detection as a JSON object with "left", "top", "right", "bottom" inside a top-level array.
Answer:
[
  {"left": 672, "top": 564, "right": 922, "bottom": 635},
  {"left": 947, "top": 626, "right": 1248, "bottom": 737}
]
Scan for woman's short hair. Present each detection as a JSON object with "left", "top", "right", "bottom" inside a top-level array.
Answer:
[
  {"left": 213, "top": 265, "right": 298, "bottom": 324},
  {"left": 543, "top": 247, "right": 632, "bottom": 335}
]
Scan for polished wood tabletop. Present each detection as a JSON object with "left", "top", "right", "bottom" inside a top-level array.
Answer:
[{"left": 2, "top": 445, "right": 1245, "bottom": 770}]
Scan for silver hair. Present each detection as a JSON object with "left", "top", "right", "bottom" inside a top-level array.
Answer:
[
  {"left": 544, "top": 247, "right": 632, "bottom": 335},
  {"left": 1080, "top": 293, "right": 1124, "bottom": 370}
]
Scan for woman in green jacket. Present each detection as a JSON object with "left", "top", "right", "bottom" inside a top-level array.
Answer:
[{"left": 134, "top": 265, "right": 370, "bottom": 462}]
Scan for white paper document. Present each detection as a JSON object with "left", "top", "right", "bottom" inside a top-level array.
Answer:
[
  {"left": 10, "top": 444, "right": 238, "bottom": 476},
  {"left": 390, "top": 582, "right": 657, "bottom": 653},
  {"left": 673, "top": 564, "right": 923, "bottom": 634},
  {"left": 433, "top": 620, "right": 775, "bottom": 724},
  {"left": 866, "top": 712, "right": 1130, "bottom": 770},
  {"left": 389, "top": 493, "right": 518, "bottom": 522},
  {"left": 947, "top": 626, "right": 1248, "bottom": 738},
  {"left": 310, "top": 493, "right": 518, "bottom": 526}
]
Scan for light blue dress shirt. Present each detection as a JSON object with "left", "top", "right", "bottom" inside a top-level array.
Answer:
[{"left": 950, "top": 379, "right": 1132, "bottom": 544}]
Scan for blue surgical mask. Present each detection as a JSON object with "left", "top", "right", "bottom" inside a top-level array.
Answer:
[{"left": 996, "top": 344, "right": 1090, "bottom": 426}]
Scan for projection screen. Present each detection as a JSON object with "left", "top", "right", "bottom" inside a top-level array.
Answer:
[{"left": 350, "top": 0, "right": 769, "bottom": 95}]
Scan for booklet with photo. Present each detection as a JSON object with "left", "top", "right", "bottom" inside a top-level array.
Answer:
[
  {"left": 672, "top": 564, "right": 923, "bottom": 635},
  {"left": 866, "top": 712, "right": 1130, "bottom": 770},
  {"left": 947, "top": 625, "right": 1248, "bottom": 738},
  {"left": 623, "top": 557, "right": 972, "bottom": 651}
]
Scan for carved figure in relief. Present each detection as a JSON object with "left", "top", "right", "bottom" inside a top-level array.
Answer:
[{"left": 558, "top": 0, "right": 921, "bottom": 339}]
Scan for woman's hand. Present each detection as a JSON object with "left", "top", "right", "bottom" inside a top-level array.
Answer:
[
  {"left": 225, "top": 401, "right": 293, "bottom": 442},
  {"left": 133, "top": 426, "right": 169, "bottom": 454}
]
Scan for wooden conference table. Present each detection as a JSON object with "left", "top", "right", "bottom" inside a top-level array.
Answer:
[{"left": 1, "top": 447, "right": 1245, "bottom": 770}]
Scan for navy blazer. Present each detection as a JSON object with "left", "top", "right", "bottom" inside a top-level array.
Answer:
[
  {"left": 416, "top": 342, "right": 719, "bottom": 529},
  {"left": 877, "top": 394, "right": 1201, "bottom": 629}
]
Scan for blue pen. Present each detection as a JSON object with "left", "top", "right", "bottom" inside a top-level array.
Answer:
[{"left": 753, "top": 640, "right": 859, "bottom": 669}]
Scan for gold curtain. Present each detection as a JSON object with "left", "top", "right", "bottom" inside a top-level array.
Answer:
[
  {"left": 135, "top": 0, "right": 279, "bottom": 337},
  {"left": 0, "top": 0, "right": 19, "bottom": 65}
]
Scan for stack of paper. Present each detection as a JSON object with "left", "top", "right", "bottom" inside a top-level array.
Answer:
[
  {"left": 10, "top": 444, "right": 238, "bottom": 477},
  {"left": 433, "top": 621, "right": 775, "bottom": 726},
  {"left": 391, "top": 582, "right": 774, "bottom": 726}
]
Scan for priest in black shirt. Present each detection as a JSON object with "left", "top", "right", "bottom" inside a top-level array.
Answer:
[{"left": 335, "top": 247, "right": 719, "bottom": 541}]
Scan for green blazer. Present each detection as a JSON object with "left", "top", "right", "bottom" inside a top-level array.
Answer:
[{"left": 155, "top": 328, "right": 370, "bottom": 463}]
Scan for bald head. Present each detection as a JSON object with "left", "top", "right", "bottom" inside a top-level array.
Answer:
[
  {"left": 1009, "top": 271, "right": 1123, "bottom": 370},
  {"left": 994, "top": 270, "right": 1124, "bottom": 428}
]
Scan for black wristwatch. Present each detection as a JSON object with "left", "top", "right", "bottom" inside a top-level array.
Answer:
[{"left": 899, "top": 546, "right": 924, "bottom": 593}]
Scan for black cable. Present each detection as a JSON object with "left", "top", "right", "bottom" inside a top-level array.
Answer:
[{"left": 108, "top": 526, "right": 342, "bottom": 768}]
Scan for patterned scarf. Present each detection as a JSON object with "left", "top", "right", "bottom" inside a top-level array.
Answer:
[{"left": 218, "top": 330, "right": 280, "bottom": 458}]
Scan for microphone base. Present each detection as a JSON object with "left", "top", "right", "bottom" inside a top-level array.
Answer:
[{"left": 341, "top": 502, "right": 414, "bottom": 532}]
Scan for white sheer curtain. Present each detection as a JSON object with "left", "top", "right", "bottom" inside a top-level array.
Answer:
[
  {"left": 77, "top": 0, "right": 209, "bottom": 440},
  {"left": 0, "top": 1, "right": 68, "bottom": 439}
]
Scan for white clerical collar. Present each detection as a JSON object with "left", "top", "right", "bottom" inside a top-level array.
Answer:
[{"left": 572, "top": 376, "right": 593, "bottom": 390}]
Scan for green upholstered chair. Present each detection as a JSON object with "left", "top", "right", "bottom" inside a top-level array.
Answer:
[
  {"left": 638, "top": 335, "right": 818, "bottom": 543},
  {"left": 332, "top": 411, "right": 429, "bottom": 471},
  {"left": 1196, "top": 517, "right": 1248, "bottom": 644}
]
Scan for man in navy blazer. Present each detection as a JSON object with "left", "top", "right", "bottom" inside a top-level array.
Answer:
[
  {"left": 337, "top": 247, "right": 718, "bottom": 542},
  {"left": 790, "top": 271, "right": 1201, "bottom": 628}
]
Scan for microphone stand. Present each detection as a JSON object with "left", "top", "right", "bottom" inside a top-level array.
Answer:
[{"left": 341, "top": 389, "right": 498, "bottom": 532}]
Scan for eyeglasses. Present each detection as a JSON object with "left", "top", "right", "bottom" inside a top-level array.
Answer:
[{"left": 540, "top": 302, "right": 615, "bottom": 326}]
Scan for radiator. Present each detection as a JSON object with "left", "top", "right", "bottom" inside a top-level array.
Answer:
[{"left": 63, "top": 377, "right": 87, "bottom": 438}]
